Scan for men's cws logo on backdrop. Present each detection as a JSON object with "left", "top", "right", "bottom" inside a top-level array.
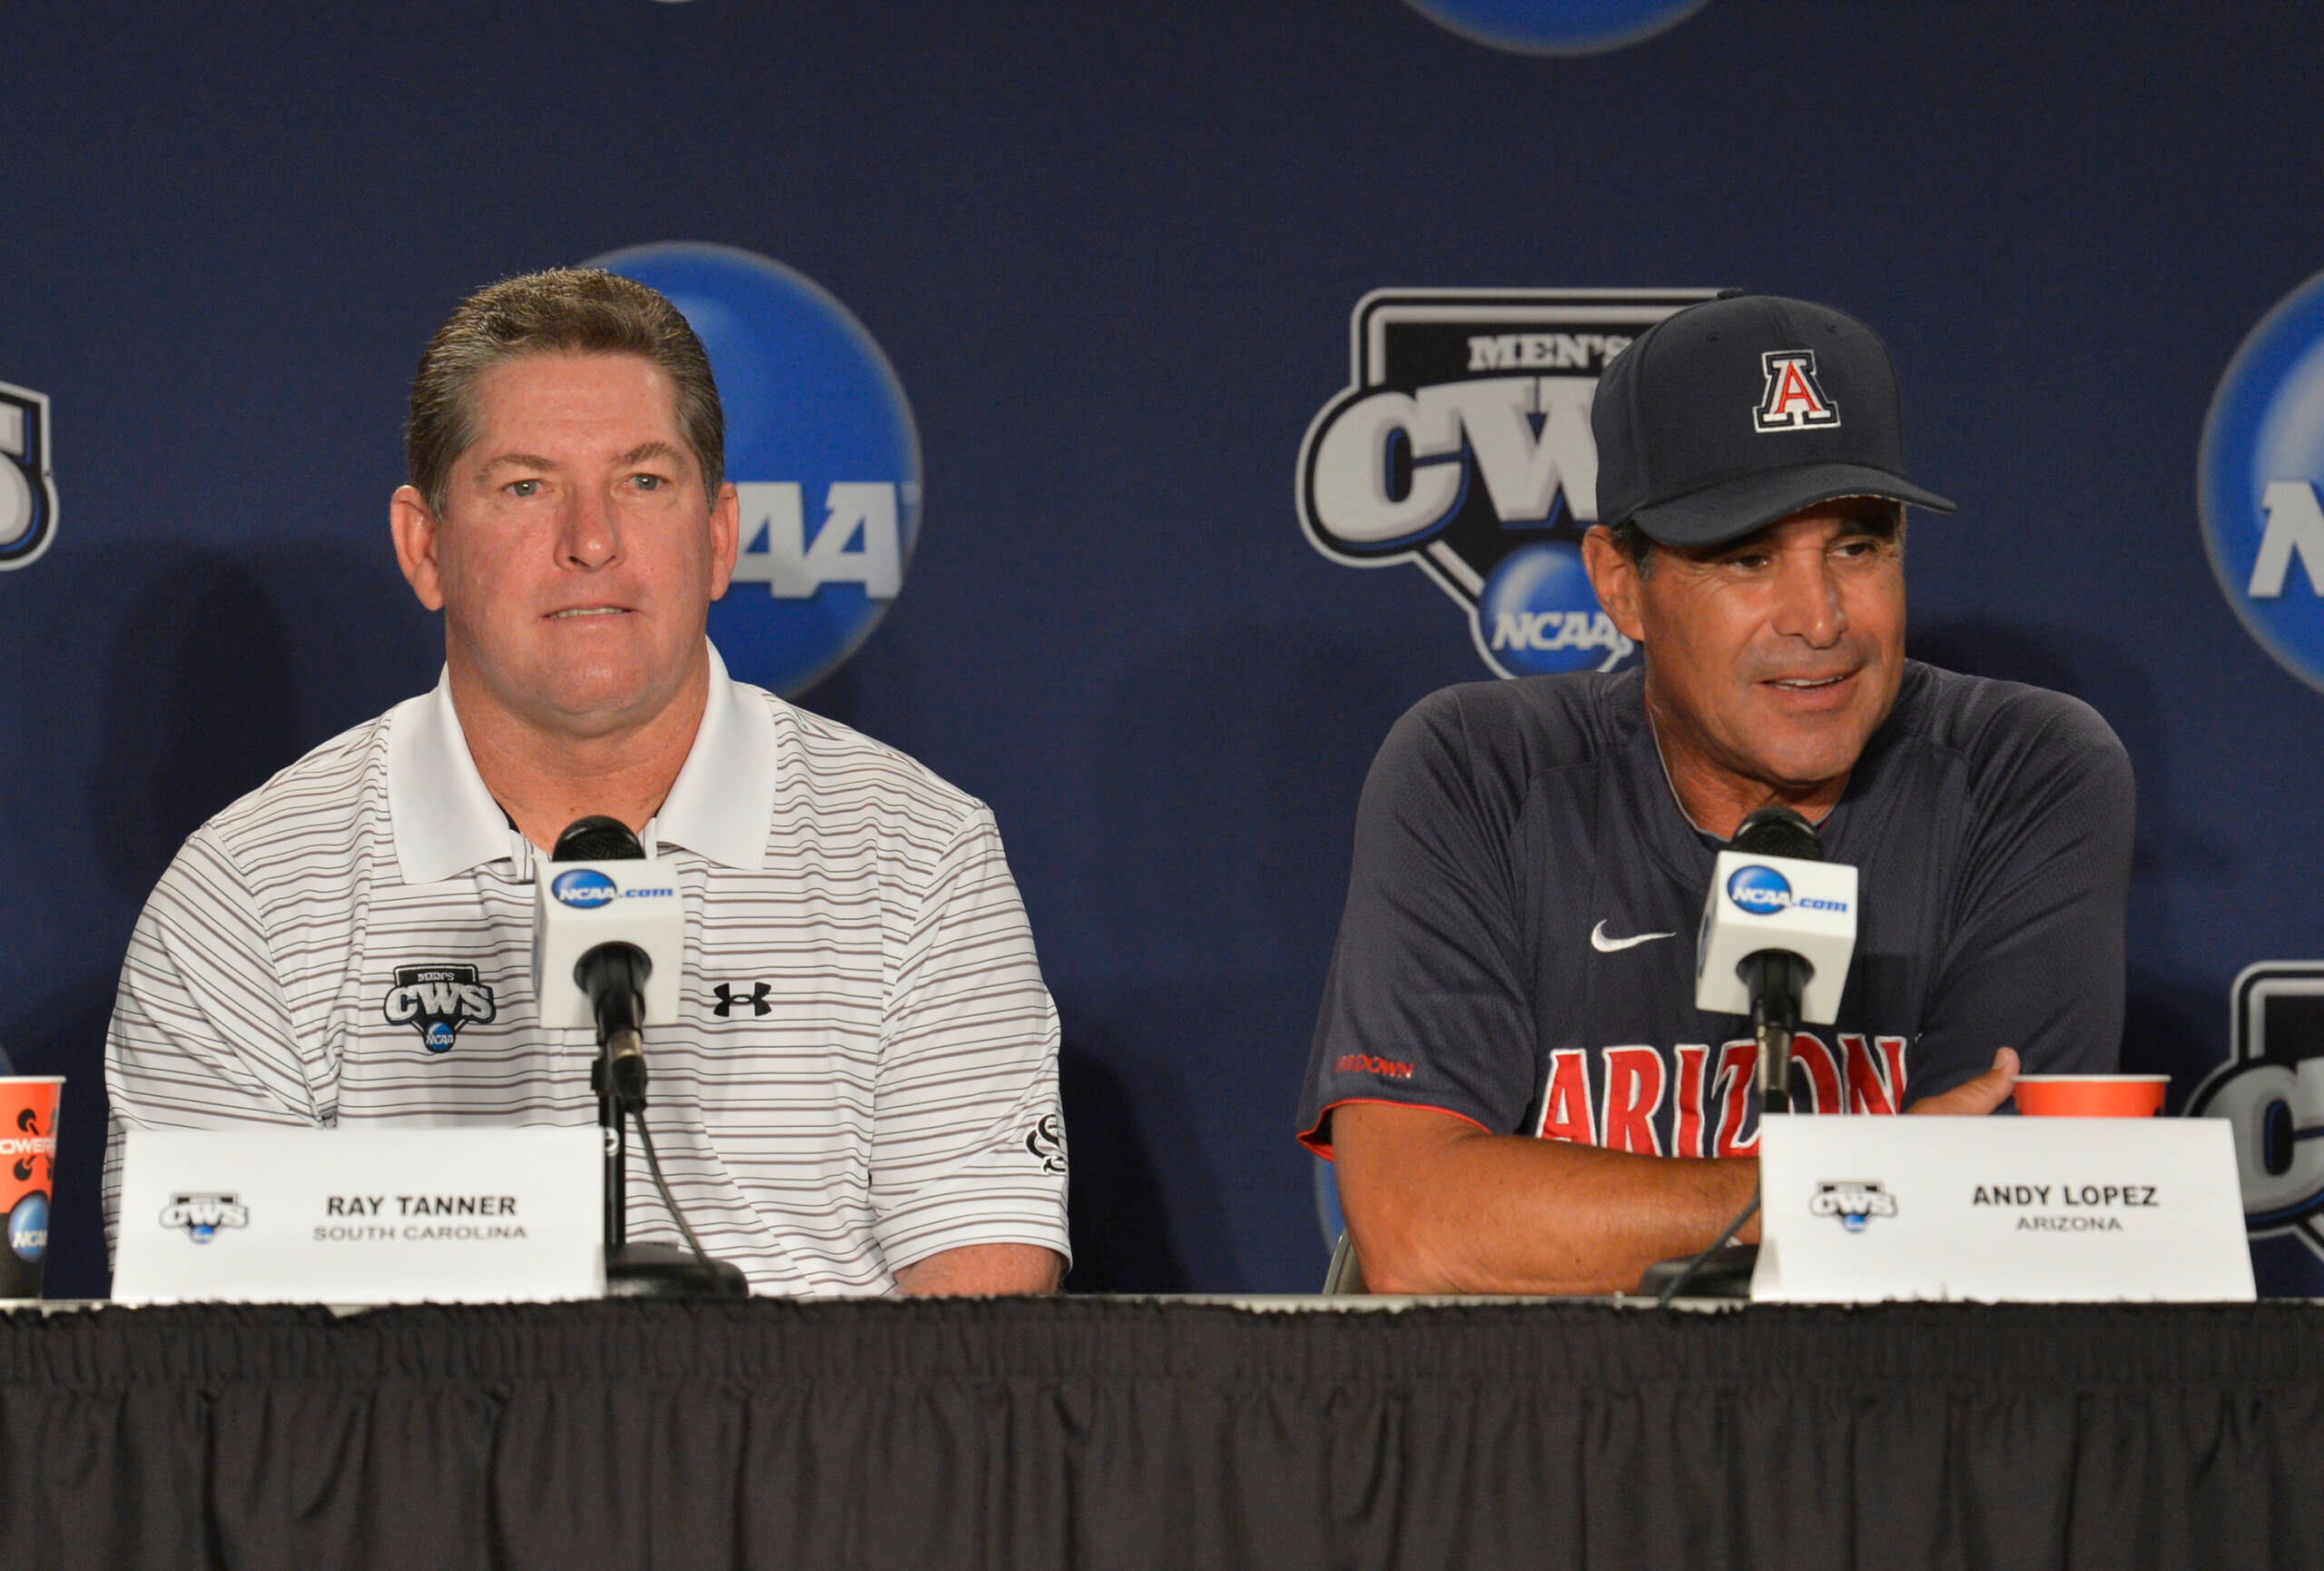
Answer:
[
  {"left": 2187, "top": 962, "right": 2324, "bottom": 1259},
  {"left": 1298, "top": 291, "right": 1710, "bottom": 678},
  {"left": 1403, "top": 0, "right": 1710, "bottom": 56},
  {"left": 0, "top": 382, "right": 58, "bottom": 571},
  {"left": 588, "top": 242, "right": 921, "bottom": 697},
  {"left": 2199, "top": 269, "right": 2324, "bottom": 695}
]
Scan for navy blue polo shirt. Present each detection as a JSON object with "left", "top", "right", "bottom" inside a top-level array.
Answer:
[{"left": 1298, "top": 662, "right": 2133, "bottom": 1158}]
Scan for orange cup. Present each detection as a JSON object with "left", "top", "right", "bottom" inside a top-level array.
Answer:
[
  {"left": 0, "top": 1076, "right": 62, "bottom": 1299},
  {"left": 2012, "top": 1073, "right": 2168, "bottom": 1118}
]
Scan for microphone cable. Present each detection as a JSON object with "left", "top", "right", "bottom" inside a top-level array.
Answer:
[
  {"left": 627, "top": 1106, "right": 719, "bottom": 1267},
  {"left": 1654, "top": 1189, "right": 1761, "bottom": 1309}
]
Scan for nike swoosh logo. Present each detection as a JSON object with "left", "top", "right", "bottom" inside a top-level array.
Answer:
[{"left": 1591, "top": 920, "right": 1675, "bottom": 953}]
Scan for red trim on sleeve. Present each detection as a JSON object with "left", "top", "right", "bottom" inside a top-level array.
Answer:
[{"left": 1298, "top": 1097, "right": 1496, "bottom": 1161}]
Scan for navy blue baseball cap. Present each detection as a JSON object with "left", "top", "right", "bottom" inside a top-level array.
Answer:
[{"left": 1590, "top": 292, "right": 1955, "bottom": 548}]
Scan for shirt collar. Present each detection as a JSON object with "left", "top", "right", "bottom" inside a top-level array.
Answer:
[
  {"left": 652, "top": 642, "right": 777, "bottom": 872},
  {"left": 386, "top": 641, "right": 776, "bottom": 884}
]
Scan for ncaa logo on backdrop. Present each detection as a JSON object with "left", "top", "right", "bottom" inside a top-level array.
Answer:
[
  {"left": 1403, "top": 0, "right": 1710, "bottom": 55},
  {"left": 588, "top": 242, "right": 921, "bottom": 697},
  {"left": 2198, "top": 270, "right": 2324, "bottom": 695},
  {"left": 0, "top": 381, "right": 58, "bottom": 571},
  {"left": 1299, "top": 290, "right": 1708, "bottom": 677}
]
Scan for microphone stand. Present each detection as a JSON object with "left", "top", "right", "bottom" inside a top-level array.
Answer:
[
  {"left": 585, "top": 944, "right": 748, "bottom": 1299},
  {"left": 1742, "top": 950, "right": 1811, "bottom": 1117},
  {"left": 1640, "top": 953, "right": 1813, "bottom": 1302},
  {"left": 1641, "top": 803, "right": 1834, "bottom": 1301}
]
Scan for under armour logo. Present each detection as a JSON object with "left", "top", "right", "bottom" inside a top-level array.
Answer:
[
  {"left": 1753, "top": 350, "right": 1841, "bottom": 432},
  {"left": 713, "top": 982, "right": 773, "bottom": 1018}
]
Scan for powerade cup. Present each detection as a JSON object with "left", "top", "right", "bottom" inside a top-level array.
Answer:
[{"left": 0, "top": 1078, "right": 62, "bottom": 1299}]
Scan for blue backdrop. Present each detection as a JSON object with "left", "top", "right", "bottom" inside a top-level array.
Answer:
[{"left": 5, "top": 0, "right": 2324, "bottom": 1298}]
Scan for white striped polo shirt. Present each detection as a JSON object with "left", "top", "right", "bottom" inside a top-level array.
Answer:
[{"left": 102, "top": 643, "right": 1070, "bottom": 1295}]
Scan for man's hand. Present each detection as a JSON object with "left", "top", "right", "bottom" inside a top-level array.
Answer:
[{"left": 1905, "top": 1047, "right": 2020, "bottom": 1115}]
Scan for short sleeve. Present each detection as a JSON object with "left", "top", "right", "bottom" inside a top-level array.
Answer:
[
  {"left": 1907, "top": 693, "right": 2136, "bottom": 1102},
  {"left": 103, "top": 828, "right": 330, "bottom": 1255},
  {"left": 868, "top": 802, "right": 1071, "bottom": 1274},
  {"left": 1299, "top": 691, "right": 1539, "bottom": 1154}
]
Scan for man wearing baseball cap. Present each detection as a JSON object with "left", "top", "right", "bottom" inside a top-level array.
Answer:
[{"left": 1296, "top": 292, "right": 2133, "bottom": 1295}]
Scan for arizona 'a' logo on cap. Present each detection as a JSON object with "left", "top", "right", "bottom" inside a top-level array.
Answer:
[{"left": 1754, "top": 351, "right": 1841, "bottom": 432}]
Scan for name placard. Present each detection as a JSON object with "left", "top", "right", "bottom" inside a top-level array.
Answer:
[
  {"left": 112, "top": 1127, "right": 605, "bottom": 1305},
  {"left": 1752, "top": 1113, "right": 2254, "bottom": 1303}
]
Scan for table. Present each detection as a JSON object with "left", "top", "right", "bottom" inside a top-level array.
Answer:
[{"left": 3, "top": 1296, "right": 2320, "bottom": 1569}]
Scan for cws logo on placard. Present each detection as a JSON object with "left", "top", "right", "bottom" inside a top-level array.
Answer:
[
  {"left": 590, "top": 242, "right": 921, "bottom": 697},
  {"left": 0, "top": 381, "right": 57, "bottom": 570},
  {"left": 2188, "top": 962, "right": 2324, "bottom": 1263},
  {"left": 2200, "top": 269, "right": 2324, "bottom": 696},
  {"left": 1299, "top": 291, "right": 1710, "bottom": 678},
  {"left": 1403, "top": 0, "right": 1712, "bottom": 56},
  {"left": 160, "top": 1192, "right": 249, "bottom": 1243},
  {"left": 1810, "top": 1180, "right": 1897, "bottom": 1234}
]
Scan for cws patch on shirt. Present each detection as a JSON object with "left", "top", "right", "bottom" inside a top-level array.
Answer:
[
  {"left": 1298, "top": 662, "right": 2133, "bottom": 1158},
  {"left": 103, "top": 645, "right": 1069, "bottom": 1295}
]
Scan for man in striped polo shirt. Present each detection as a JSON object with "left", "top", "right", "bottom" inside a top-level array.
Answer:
[{"left": 103, "top": 270, "right": 1069, "bottom": 1296}]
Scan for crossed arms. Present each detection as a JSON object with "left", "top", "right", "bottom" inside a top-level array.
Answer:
[{"left": 1331, "top": 1050, "right": 2020, "bottom": 1296}]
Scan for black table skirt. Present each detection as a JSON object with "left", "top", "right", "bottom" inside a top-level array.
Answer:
[{"left": 3, "top": 1297, "right": 2322, "bottom": 1570}]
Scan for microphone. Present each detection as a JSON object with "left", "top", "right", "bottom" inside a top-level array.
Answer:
[
  {"left": 533, "top": 815, "right": 685, "bottom": 1109},
  {"left": 533, "top": 817, "right": 746, "bottom": 1297},
  {"left": 1693, "top": 805, "right": 1860, "bottom": 1115},
  {"left": 555, "top": 815, "right": 649, "bottom": 862}
]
